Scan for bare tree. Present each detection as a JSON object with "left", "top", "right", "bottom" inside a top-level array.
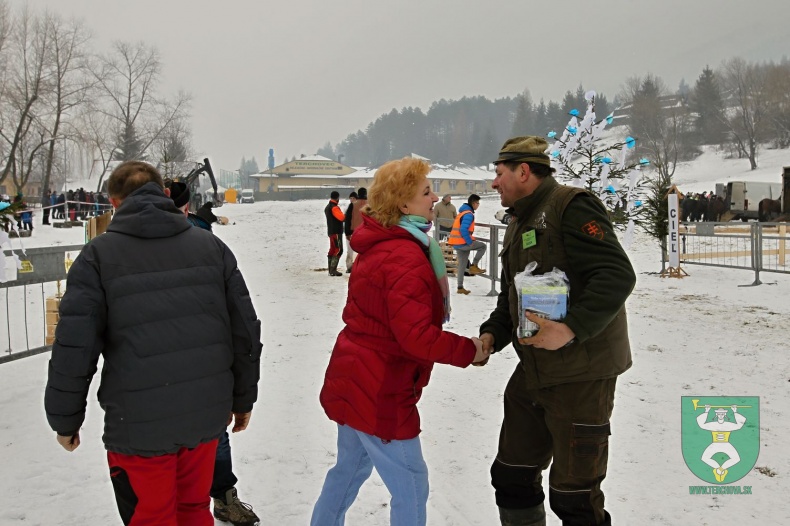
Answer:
[
  {"left": 153, "top": 108, "right": 195, "bottom": 180},
  {"left": 84, "top": 40, "right": 191, "bottom": 190},
  {"left": 74, "top": 108, "right": 119, "bottom": 192},
  {"left": 762, "top": 60, "right": 790, "bottom": 149},
  {"left": 717, "top": 57, "right": 769, "bottom": 170},
  {"left": 36, "top": 13, "right": 93, "bottom": 197},
  {"left": 621, "top": 74, "right": 690, "bottom": 181},
  {"left": 0, "top": 5, "right": 53, "bottom": 190},
  {"left": 0, "top": 1, "right": 12, "bottom": 98}
]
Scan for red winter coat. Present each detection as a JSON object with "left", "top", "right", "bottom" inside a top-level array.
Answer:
[{"left": 319, "top": 215, "right": 477, "bottom": 441}]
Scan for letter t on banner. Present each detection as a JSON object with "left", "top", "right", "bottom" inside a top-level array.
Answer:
[{"left": 668, "top": 193, "right": 680, "bottom": 268}]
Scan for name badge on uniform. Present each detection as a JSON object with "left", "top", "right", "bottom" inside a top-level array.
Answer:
[{"left": 522, "top": 229, "right": 536, "bottom": 249}]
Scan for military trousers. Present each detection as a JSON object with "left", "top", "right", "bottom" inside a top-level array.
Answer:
[{"left": 491, "top": 365, "right": 617, "bottom": 525}]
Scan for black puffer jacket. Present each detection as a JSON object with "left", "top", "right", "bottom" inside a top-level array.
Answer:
[{"left": 45, "top": 182, "right": 262, "bottom": 456}]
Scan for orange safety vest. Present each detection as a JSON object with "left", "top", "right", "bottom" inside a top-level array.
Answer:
[{"left": 447, "top": 210, "right": 474, "bottom": 245}]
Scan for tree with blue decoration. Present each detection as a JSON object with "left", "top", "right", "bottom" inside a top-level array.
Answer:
[
  {"left": 547, "top": 90, "right": 648, "bottom": 247},
  {"left": 0, "top": 199, "right": 25, "bottom": 231}
]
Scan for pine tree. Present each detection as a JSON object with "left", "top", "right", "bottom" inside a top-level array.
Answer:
[
  {"left": 511, "top": 91, "right": 534, "bottom": 136},
  {"left": 316, "top": 142, "right": 335, "bottom": 159},
  {"left": 534, "top": 99, "right": 549, "bottom": 137},
  {"left": 641, "top": 171, "right": 673, "bottom": 271},
  {"left": 691, "top": 66, "right": 726, "bottom": 145},
  {"left": 114, "top": 124, "right": 146, "bottom": 161},
  {"left": 476, "top": 125, "right": 497, "bottom": 166}
]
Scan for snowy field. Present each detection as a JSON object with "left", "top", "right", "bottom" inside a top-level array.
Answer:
[{"left": 1, "top": 146, "right": 790, "bottom": 525}]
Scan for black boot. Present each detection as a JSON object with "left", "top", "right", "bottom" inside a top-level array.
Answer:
[
  {"left": 329, "top": 256, "right": 343, "bottom": 276},
  {"left": 498, "top": 504, "right": 546, "bottom": 526}
]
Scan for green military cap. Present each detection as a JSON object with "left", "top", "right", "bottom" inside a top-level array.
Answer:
[{"left": 494, "top": 135, "right": 551, "bottom": 166}]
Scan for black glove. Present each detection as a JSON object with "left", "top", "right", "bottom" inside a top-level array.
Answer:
[{"left": 196, "top": 202, "right": 218, "bottom": 224}]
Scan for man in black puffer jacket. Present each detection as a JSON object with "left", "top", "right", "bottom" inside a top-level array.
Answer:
[{"left": 45, "top": 161, "right": 262, "bottom": 526}]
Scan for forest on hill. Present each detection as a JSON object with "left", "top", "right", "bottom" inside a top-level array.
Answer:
[{"left": 316, "top": 59, "right": 790, "bottom": 174}]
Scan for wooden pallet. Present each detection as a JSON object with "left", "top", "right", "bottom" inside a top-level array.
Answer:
[{"left": 441, "top": 241, "right": 458, "bottom": 275}]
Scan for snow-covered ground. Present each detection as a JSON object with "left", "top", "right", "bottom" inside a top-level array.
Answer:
[{"left": 1, "top": 146, "right": 789, "bottom": 525}]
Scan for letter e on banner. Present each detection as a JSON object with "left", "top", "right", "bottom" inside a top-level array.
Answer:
[{"left": 668, "top": 193, "right": 680, "bottom": 267}]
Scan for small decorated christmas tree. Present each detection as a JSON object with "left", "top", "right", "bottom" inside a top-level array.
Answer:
[
  {"left": 547, "top": 90, "right": 648, "bottom": 246},
  {"left": 0, "top": 199, "right": 25, "bottom": 231}
]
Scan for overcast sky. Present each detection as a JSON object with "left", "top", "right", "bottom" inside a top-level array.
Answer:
[{"left": 9, "top": 0, "right": 790, "bottom": 171}]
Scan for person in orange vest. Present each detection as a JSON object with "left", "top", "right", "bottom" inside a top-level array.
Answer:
[
  {"left": 447, "top": 194, "right": 486, "bottom": 294},
  {"left": 325, "top": 191, "right": 345, "bottom": 276}
]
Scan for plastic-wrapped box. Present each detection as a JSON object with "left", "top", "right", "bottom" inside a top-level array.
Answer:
[{"left": 514, "top": 262, "right": 569, "bottom": 338}]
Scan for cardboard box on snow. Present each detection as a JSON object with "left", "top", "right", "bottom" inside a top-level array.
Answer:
[{"left": 46, "top": 296, "right": 60, "bottom": 312}]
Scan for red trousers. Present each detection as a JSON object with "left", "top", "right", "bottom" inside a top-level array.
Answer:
[
  {"left": 328, "top": 234, "right": 343, "bottom": 257},
  {"left": 107, "top": 440, "right": 218, "bottom": 526}
]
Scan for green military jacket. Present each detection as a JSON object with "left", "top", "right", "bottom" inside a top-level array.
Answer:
[{"left": 480, "top": 176, "right": 635, "bottom": 388}]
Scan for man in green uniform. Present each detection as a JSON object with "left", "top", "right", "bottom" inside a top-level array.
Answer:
[{"left": 479, "top": 136, "right": 636, "bottom": 526}]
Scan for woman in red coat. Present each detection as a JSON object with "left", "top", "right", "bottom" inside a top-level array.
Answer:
[{"left": 311, "top": 158, "right": 488, "bottom": 526}]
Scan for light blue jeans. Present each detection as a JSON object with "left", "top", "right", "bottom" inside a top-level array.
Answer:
[{"left": 311, "top": 424, "right": 429, "bottom": 526}]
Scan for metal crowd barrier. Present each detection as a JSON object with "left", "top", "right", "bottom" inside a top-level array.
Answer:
[
  {"left": 433, "top": 218, "right": 506, "bottom": 297},
  {"left": 1, "top": 244, "right": 83, "bottom": 364},
  {"left": 672, "top": 222, "right": 790, "bottom": 286}
]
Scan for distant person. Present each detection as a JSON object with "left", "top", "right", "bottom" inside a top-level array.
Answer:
[
  {"left": 12, "top": 192, "right": 25, "bottom": 229},
  {"left": 347, "top": 187, "right": 368, "bottom": 273},
  {"left": 77, "top": 188, "right": 86, "bottom": 218},
  {"left": 168, "top": 181, "right": 261, "bottom": 526},
  {"left": 324, "top": 190, "right": 345, "bottom": 277},
  {"left": 42, "top": 189, "right": 51, "bottom": 225},
  {"left": 50, "top": 190, "right": 58, "bottom": 219},
  {"left": 311, "top": 157, "right": 488, "bottom": 526},
  {"left": 434, "top": 194, "right": 457, "bottom": 240},
  {"left": 343, "top": 191, "right": 358, "bottom": 273},
  {"left": 448, "top": 194, "right": 486, "bottom": 294},
  {"left": 192, "top": 201, "right": 220, "bottom": 231},
  {"left": 56, "top": 192, "right": 65, "bottom": 219},
  {"left": 45, "top": 161, "right": 262, "bottom": 526},
  {"left": 20, "top": 208, "right": 33, "bottom": 231}
]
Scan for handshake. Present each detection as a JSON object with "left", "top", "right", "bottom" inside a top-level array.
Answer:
[{"left": 470, "top": 333, "right": 495, "bottom": 367}]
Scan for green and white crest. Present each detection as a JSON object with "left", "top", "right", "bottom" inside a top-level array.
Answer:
[{"left": 681, "top": 396, "right": 760, "bottom": 484}]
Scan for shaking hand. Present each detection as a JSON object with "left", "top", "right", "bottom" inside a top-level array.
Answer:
[{"left": 471, "top": 334, "right": 494, "bottom": 366}]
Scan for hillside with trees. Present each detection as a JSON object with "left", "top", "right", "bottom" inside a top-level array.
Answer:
[{"left": 318, "top": 58, "right": 790, "bottom": 175}]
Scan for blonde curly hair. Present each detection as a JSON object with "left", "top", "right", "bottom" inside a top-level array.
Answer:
[{"left": 363, "top": 158, "right": 431, "bottom": 228}]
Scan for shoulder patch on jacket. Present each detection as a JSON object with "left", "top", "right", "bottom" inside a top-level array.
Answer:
[{"left": 581, "top": 220, "right": 605, "bottom": 240}]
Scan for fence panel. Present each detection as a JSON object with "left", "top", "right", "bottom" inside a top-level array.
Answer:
[
  {"left": 674, "top": 222, "right": 790, "bottom": 285},
  {"left": 1, "top": 245, "right": 83, "bottom": 364},
  {"left": 434, "top": 220, "right": 506, "bottom": 297}
]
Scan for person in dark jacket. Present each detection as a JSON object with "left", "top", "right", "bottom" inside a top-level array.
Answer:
[
  {"left": 45, "top": 161, "right": 262, "bottom": 526},
  {"left": 192, "top": 201, "right": 219, "bottom": 230},
  {"left": 324, "top": 190, "right": 345, "bottom": 276},
  {"left": 41, "top": 189, "right": 51, "bottom": 225},
  {"left": 480, "top": 136, "right": 636, "bottom": 526},
  {"left": 311, "top": 158, "right": 489, "bottom": 526},
  {"left": 168, "top": 181, "right": 260, "bottom": 526},
  {"left": 343, "top": 191, "right": 357, "bottom": 273},
  {"left": 56, "top": 192, "right": 66, "bottom": 219},
  {"left": 348, "top": 187, "right": 367, "bottom": 274}
]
